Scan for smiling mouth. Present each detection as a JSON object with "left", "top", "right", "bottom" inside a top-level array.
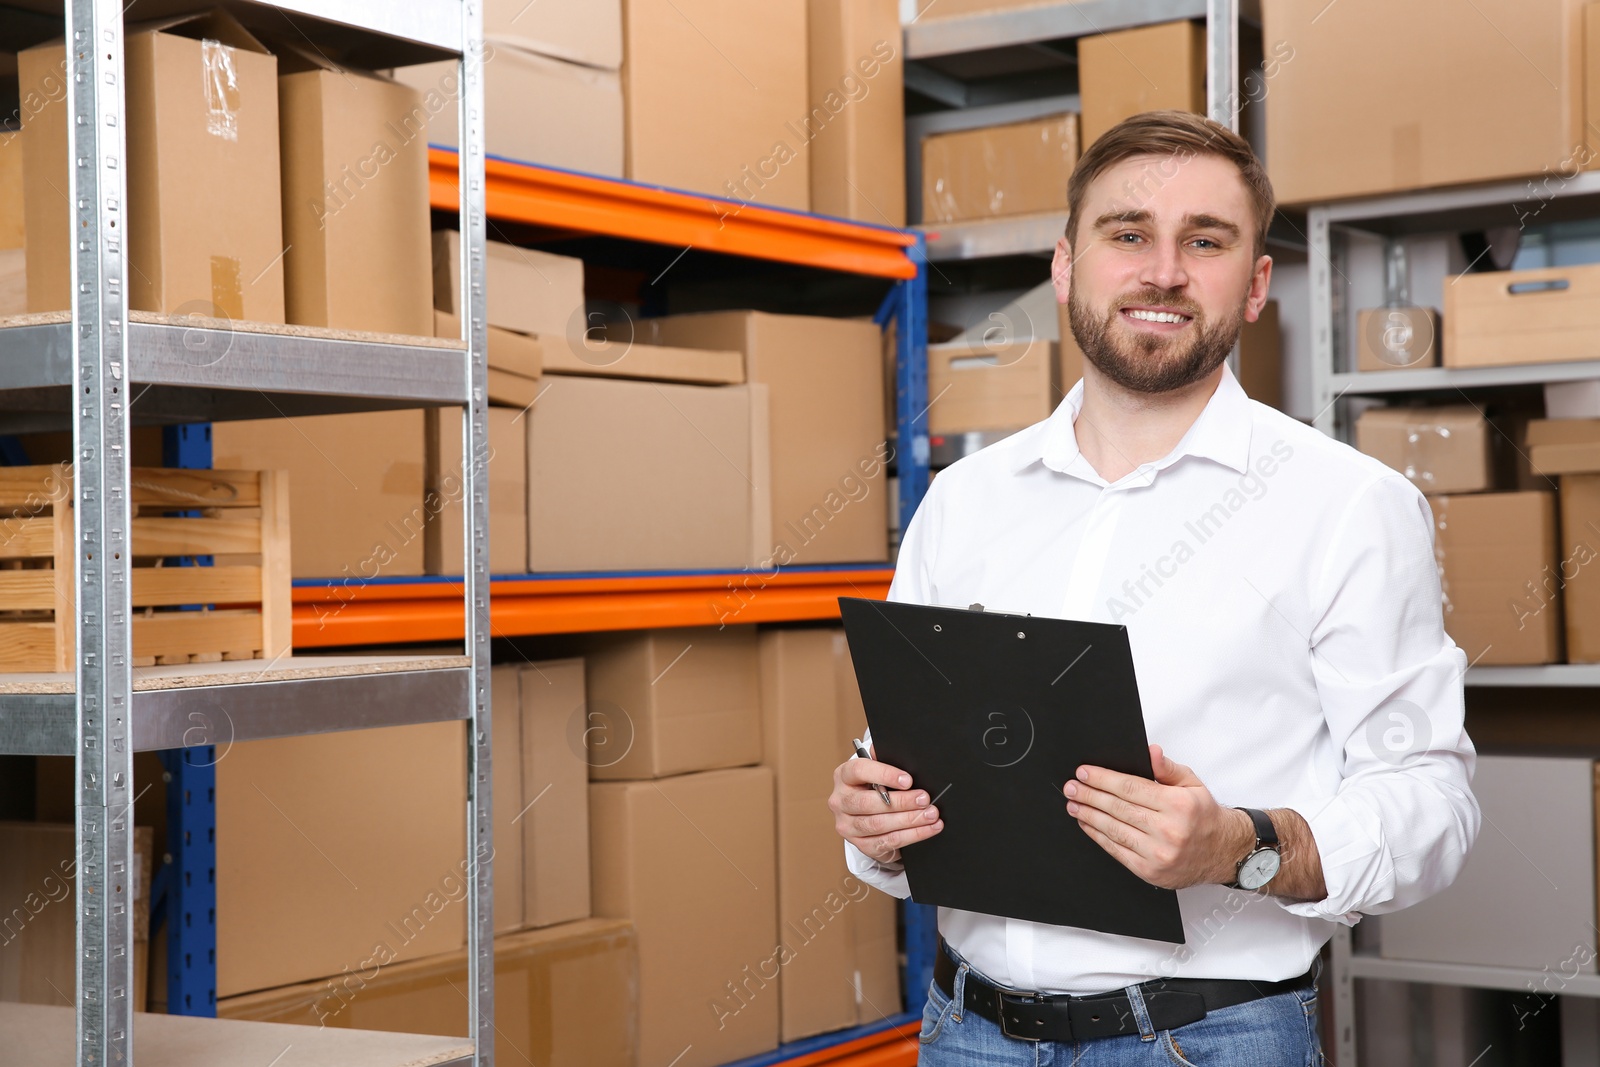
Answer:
[{"left": 1120, "top": 307, "right": 1194, "bottom": 325}]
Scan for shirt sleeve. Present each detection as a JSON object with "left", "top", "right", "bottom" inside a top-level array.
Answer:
[
  {"left": 841, "top": 476, "right": 946, "bottom": 898},
  {"left": 1282, "top": 472, "right": 1480, "bottom": 925}
]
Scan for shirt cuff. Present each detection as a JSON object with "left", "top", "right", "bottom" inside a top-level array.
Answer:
[
  {"left": 1276, "top": 799, "right": 1383, "bottom": 926},
  {"left": 845, "top": 840, "right": 912, "bottom": 900}
]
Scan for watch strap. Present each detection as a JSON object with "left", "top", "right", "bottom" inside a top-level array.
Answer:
[{"left": 1236, "top": 807, "right": 1278, "bottom": 849}]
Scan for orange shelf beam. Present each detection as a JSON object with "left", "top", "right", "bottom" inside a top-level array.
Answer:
[
  {"left": 429, "top": 148, "right": 917, "bottom": 280},
  {"left": 292, "top": 567, "right": 894, "bottom": 648},
  {"left": 768, "top": 1021, "right": 919, "bottom": 1067}
]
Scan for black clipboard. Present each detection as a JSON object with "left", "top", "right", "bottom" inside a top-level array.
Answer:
[{"left": 839, "top": 597, "right": 1185, "bottom": 944}]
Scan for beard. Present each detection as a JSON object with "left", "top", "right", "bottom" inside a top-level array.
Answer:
[{"left": 1067, "top": 282, "right": 1245, "bottom": 395}]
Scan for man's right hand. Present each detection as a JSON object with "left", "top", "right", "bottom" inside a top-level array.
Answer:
[{"left": 829, "top": 753, "right": 944, "bottom": 866}]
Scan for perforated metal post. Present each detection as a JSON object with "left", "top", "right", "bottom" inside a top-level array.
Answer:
[
  {"left": 68, "top": 0, "right": 135, "bottom": 1062},
  {"left": 895, "top": 236, "right": 930, "bottom": 536},
  {"left": 456, "top": 2, "right": 495, "bottom": 1062}
]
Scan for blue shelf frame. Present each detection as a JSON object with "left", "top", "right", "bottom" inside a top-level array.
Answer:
[{"left": 144, "top": 240, "right": 933, "bottom": 1056}]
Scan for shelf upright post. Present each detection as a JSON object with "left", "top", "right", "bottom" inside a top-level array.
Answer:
[
  {"left": 67, "top": 0, "right": 137, "bottom": 1063},
  {"left": 1308, "top": 207, "right": 1337, "bottom": 436},
  {"left": 895, "top": 234, "right": 930, "bottom": 536},
  {"left": 1206, "top": 0, "right": 1243, "bottom": 382},
  {"left": 456, "top": 3, "right": 495, "bottom": 1063}
]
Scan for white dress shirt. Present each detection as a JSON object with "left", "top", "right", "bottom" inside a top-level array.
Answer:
[{"left": 847, "top": 366, "right": 1479, "bottom": 995}]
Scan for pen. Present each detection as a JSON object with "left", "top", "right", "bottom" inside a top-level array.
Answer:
[{"left": 852, "top": 737, "right": 894, "bottom": 807}]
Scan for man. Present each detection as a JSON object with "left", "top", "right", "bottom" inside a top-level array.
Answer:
[{"left": 829, "top": 110, "right": 1478, "bottom": 1063}]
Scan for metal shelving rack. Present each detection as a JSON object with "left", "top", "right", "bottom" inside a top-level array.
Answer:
[
  {"left": 905, "top": 0, "right": 1255, "bottom": 258},
  {"left": 1306, "top": 173, "right": 1600, "bottom": 1066},
  {"left": 0, "top": 1, "right": 492, "bottom": 1064}
]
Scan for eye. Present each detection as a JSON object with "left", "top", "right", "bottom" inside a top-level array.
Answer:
[
  {"left": 1114, "top": 232, "right": 1143, "bottom": 244},
  {"left": 1190, "top": 237, "right": 1221, "bottom": 250}
]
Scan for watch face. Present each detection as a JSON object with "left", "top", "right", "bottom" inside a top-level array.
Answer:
[{"left": 1237, "top": 849, "right": 1282, "bottom": 891}]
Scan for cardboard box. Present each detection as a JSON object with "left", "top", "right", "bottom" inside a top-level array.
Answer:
[
  {"left": 23, "top": 11, "right": 287, "bottom": 319},
  {"left": 543, "top": 335, "right": 744, "bottom": 384},
  {"left": 425, "top": 407, "right": 529, "bottom": 577},
  {"left": 1263, "top": 0, "right": 1589, "bottom": 205},
  {"left": 213, "top": 410, "right": 427, "bottom": 579},
  {"left": 807, "top": 0, "right": 906, "bottom": 227},
  {"left": 589, "top": 767, "right": 778, "bottom": 1067},
  {"left": 622, "top": 0, "right": 810, "bottom": 210},
  {"left": 492, "top": 660, "right": 593, "bottom": 930},
  {"left": 1356, "top": 307, "right": 1442, "bottom": 372},
  {"left": 0, "top": 250, "right": 23, "bottom": 317},
  {"left": 1078, "top": 20, "right": 1205, "bottom": 148},
  {"left": 1356, "top": 307, "right": 1446, "bottom": 374},
  {"left": 393, "top": 45, "right": 624, "bottom": 176},
  {"left": 1445, "top": 263, "right": 1600, "bottom": 369},
  {"left": 759, "top": 627, "right": 900, "bottom": 1041},
  {"left": 643, "top": 312, "right": 889, "bottom": 566},
  {"left": 1560, "top": 476, "right": 1600, "bottom": 662},
  {"left": 432, "top": 309, "right": 545, "bottom": 408},
  {"left": 0, "top": 131, "right": 21, "bottom": 250},
  {"left": 525, "top": 376, "right": 770, "bottom": 571},
  {"left": 433, "top": 230, "right": 586, "bottom": 341},
  {"left": 277, "top": 54, "right": 433, "bottom": 335},
  {"left": 215, "top": 721, "right": 469, "bottom": 997},
  {"left": 487, "top": 0, "right": 624, "bottom": 69},
  {"left": 909, "top": 0, "right": 1052, "bottom": 17},
  {"left": 1238, "top": 299, "right": 1283, "bottom": 409},
  {"left": 1431, "top": 491, "right": 1561, "bottom": 665},
  {"left": 921, "top": 113, "right": 1079, "bottom": 224},
  {"left": 1528, "top": 417, "right": 1600, "bottom": 475},
  {"left": 582, "top": 625, "right": 763, "bottom": 780},
  {"left": 519, "top": 661, "right": 594, "bottom": 926},
  {"left": 1356, "top": 406, "right": 1493, "bottom": 496},
  {"left": 219, "top": 918, "right": 637, "bottom": 1067},
  {"left": 0, "top": 824, "right": 152, "bottom": 1012},
  {"left": 928, "top": 338, "right": 1058, "bottom": 434}
]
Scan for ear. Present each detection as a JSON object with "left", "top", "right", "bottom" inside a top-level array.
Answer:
[
  {"left": 1051, "top": 234, "right": 1073, "bottom": 307},
  {"left": 1243, "top": 254, "right": 1273, "bottom": 323}
]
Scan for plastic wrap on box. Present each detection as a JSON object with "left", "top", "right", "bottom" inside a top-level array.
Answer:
[{"left": 1355, "top": 405, "right": 1491, "bottom": 495}]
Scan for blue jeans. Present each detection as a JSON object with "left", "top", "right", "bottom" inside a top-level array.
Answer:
[{"left": 917, "top": 956, "right": 1322, "bottom": 1066}]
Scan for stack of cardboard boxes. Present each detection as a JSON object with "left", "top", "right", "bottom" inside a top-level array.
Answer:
[
  {"left": 1356, "top": 405, "right": 1565, "bottom": 665},
  {"left": 917, "top": 19, "right": 1204, "bottom": 226},
  {"left": 576, "top": 623, "right": 898, "bottom": 1067},
  {"left": 389, "top": 0, "right": 905, "bottom": 225},
  {"left": 213, "top": 661, "right": 639, "bottom": 1067}
]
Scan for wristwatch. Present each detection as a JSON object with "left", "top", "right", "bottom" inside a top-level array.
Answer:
[{"left": 1230, "top": 807, "right": 1282, "bottom": 891}]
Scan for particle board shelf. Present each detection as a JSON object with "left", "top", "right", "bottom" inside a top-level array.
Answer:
[
  {"left": 0, "top": 654, "right": 472, "bottom": 755},
  {"left": 1329, "top": 359, "right": 1600, "bottom": 395},
  {"left": 0, "top": 312, "right": 468, "bottom": 432},
  {"left": 291, "top": 566, "right": 897, "bottom": 647},
  {"left": 918, "top": 212, "right": 1070, "bottom": 261},
  {"left": 427, "top": 149, "right": 918, "bottom": 280},
  {"left": 0, "top": 1001, "right": 474, "bottom": 1067}
]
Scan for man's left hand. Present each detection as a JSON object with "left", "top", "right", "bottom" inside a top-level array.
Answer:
[{"left": 1065, "top": 744, "right": 1253, "bottom": 890}]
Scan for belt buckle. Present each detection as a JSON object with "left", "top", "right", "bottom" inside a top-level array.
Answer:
[{"left": 995, "top": 990, "right": 1051, "bottom": 1042}]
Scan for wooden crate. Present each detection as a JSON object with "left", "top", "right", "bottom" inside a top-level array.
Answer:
[{"left": 0, "top": 464, "right": 290, "bottom": 671}]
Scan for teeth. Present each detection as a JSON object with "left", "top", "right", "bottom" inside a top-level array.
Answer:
[{"left": 1126, "top": 309, "right": 1189, "bottom": 324}]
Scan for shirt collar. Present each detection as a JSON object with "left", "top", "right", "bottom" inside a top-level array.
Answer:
[{"left": 1012, "top": 364, "right": 1254, "bottom": 481}]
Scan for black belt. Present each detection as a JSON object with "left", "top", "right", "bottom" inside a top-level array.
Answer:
[{"left": 933, "top": 942, "right": 1316, "bottom": 1043}]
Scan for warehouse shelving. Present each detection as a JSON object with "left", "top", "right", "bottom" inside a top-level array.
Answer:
[
  {"left": 1306, "top": 168, "right": 1600, "bottom": 1065},
  {"left": 290, "top": 566, "right": 896, "bottom": 648},
  {"left": 0, "top": 1, "right": 496, "bottom": 1065}
]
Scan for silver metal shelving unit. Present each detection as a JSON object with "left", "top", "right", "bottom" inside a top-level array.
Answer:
[
  {"left": 1306, "top": 171, "right": 1600, "bottom": 1065},
  {"left": 906, "top": 0, "right": 1254, "bottom": 246},
  {"left": 0, "top": 2, "right": 494, "bottom": 1065}
]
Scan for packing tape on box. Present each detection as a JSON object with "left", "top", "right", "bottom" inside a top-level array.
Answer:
[
  {"left": 210, "top": 256, "right": 243, "bottom": 320},
  {"left": 1431, "top": 494, "right": 1455, "bottom": 618},
  {"left": 202, "top": 38, "right": 241, "bottom": 142},
  {"left": 1399, "top": 418, "right": 1455, "bottom": 493}
]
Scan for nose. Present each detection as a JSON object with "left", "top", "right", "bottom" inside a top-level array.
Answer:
[{"left": 1137, "top": 236, "right": 1189, "bottom": 293}]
